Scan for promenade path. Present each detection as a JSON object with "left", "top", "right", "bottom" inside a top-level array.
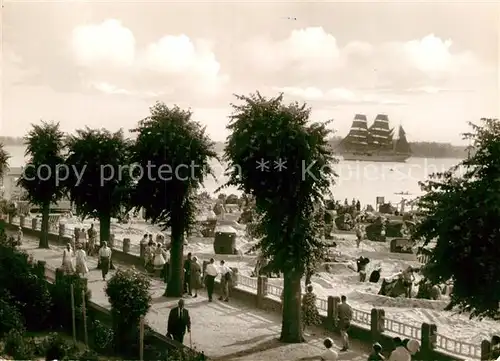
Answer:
[{"left": 16, "top": 233, "right": 371, "bottom": 361}]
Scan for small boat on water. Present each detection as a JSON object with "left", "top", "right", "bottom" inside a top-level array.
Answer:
[{"left": 394, "top": 191, "right": 412, "bottom": 196}]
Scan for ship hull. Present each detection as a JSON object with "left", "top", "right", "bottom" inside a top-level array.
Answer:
[{"left": 341, "top": 152, "right": 411, "bottom": 163}]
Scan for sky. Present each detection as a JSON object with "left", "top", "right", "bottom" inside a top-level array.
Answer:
[{"left": 1, "top": 1, "right": 499, "bottom": 145}]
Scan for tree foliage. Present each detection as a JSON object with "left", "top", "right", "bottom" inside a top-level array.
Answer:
[
  {"left": 105, "top": 268, "right": 151, "bottom": 355},
  {"left": 413, "top": 118, "right": 500, "bottom": 319},
  {"left": 223, "top": 93, "right": 336, "bottom": 342},
  {"left": 64, "top": 128, "right": 132, "bottom": 243},
  {"left": 17, "top": 121, "right": 66, "bottom": 248},
  {"left": 0, "top": 221, "right": 53, "bottom": 332},
  {"left": 130, "top": 102, "right": 218, "bottom": 297},
  {"left": 0, "top": 142, "right": 9, "bottom": 179}
]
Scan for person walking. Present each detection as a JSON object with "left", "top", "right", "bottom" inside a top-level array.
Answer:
[
  {"left": 219, "top": 260, "right": 231, "bottom": 302},
  {"left": 184, "top": 253, "right": 192, "bottom": 296},
  {"left": 190, "top": 256, "right": 202, "bottom": 298},
  {"left": 61, "top": 243, "right": 74, "bottom": 274},
  {"left": 74, "top": 243, "right": 89, "bottom": 277},
  {"left": 98, "top": 241, "right": 112, "bottom": 281},
  {"left": 144, "top": 241, "right": 155, "bottom": 271},
  {"left": 301, "top": 284, "right": 321, "bottom": 333},
  {"left": 338, "top": 295, "right": 352, "bottom": 352},
  {"left": 167, "top": 299, "right": 191, "bottom": 344},
  {"left": 87, "top": 223, "right": 97, "bottom": 256},
  {"left": 153, "top": 243, "right": 167, "bottom": 275},
  {"left": 16, "top": 226, "right": 23, "bottom": 245},
  {"left": 204, "top": 258, "right": 218, "bottom": 302},
  {"left": 161, "top": 246, "right": 170, "bottom": 283},
  {"left": 355, "top": 222, "right": 364, "bottom": 248}
]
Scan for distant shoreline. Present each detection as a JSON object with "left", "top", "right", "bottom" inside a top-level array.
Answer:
[{"left": 1, "top": 136, "right": 467, "bottom": 160}]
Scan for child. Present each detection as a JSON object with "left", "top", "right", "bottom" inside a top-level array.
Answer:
[
  {"left": 320, "top": 338, "right": 338, "bottom": 360},
  {"left": 368, "top": 342, "right": 385, "bottom": 360}
]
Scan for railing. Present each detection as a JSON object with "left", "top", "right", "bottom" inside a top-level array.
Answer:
[
  {"left": 8, "top": 215, "right": 482, "bottom": 359},
  {"left": 316, "top": 297, "right": 328, "bottom": 313},
  {"left": 436, "top": 333, "right": 481, "bottom": 359},
  {"left": 238, "top": 274, "right": 258, "bottom": 289},
  {"left": 417, "top": 254, "right": 430, "bottom": 264},
  {"left": 267, "top": 283, "right": 282, "bottom": 298},
  {"left": 385, "top": 318, "right": 421, "bottom": 339},
  {"left": 352, "top": 308, "right": 371, "bottom": 326}
]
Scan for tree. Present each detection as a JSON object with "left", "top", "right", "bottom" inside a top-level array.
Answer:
[
  {"left": 413, "top": 118, "right": 500, "bottom": 320},
  {"left": 64, "top": 128, "right": 132, "bottom": 244},
  {"left": 17, "top": 122, "right": 66, "bottom": 248},
  {"left": 0, "top": 142, "right": 9, "bottom": 179},
  {"left": 130, "top": 102, "right": 217, "bottom": 297},
  {"left": 223, "top": 93, "right": 336, "bottom": 342}
]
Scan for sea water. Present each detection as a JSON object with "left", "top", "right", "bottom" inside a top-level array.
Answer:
[{"left": 3, "top": 144, "right": 463, "bottom": 207}]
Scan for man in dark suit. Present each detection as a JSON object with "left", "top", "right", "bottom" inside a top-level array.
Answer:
[{"left": 167, "top": 299, "right": 191, "bottom": 344}]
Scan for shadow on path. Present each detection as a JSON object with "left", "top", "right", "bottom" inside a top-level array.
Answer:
[{"left": 213, "top": 338, "right": 283, "bottom": 361}]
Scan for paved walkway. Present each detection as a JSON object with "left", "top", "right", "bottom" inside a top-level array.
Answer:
[{"left": 15, "top": 233, "right": 371, "bottom": 361}]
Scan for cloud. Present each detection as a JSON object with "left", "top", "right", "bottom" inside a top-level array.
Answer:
[
  {"left": 87, "top": 81, "right": 171, "bottom": 99},
  {"left": 241, "top": 29, "right": 480, "bottom": 91},
  {"left": 405, "top": 86, "right": 472, "bottom": 94},
  {"left": 71, "top": 19, "right": 228, "bottom": 96},
  {"left": 72, "top": 19, "right": 135, "bottom": 68},
  {"left": 273, "top": 86, "right": 406, "bottom": 105}
]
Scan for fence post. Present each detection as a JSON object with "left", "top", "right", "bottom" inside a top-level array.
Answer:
[
  {"left": 256, "top": 276, "right": 268, "bottom": 308},
  {"left": 123, "top": 238, "right": 130, "bottom": 253},
  {"left": 421, "top": 323, "right": 437, "bottom": 357},
  {"left": 19, "top": 216, "right": 25, "bottom": 228},
  {"left": 326, "top": 296, "right": 334, "bottom": 329},
  {"left": 70, "top": 284, "right": 76, "bottom": 344},
  {"left": 8, "top": 213, "right": 13, "bottom": 224},
  {"left": 34, "top": 260, "right": 46, "bottom": 279},
  {"left": 370, "top": 309, "right": 383, "bottom": 340},
  {"left": 82, "top": 290, "right": 88, "bottom": 347},
  {"left": 329, "top": 296, "right": 340, "bottom": 328},
  {"left": 139, "top": 316, "right": 144, "bottom": 361},
  {"left": 230, "top": 267, "right": 239, "bottom": 287},
  {"left": 55, "top": 268, "right": 64, "bottom": 284},
  {"left": 481, "top": 339, "right": 491, "bottom": 360},
  {"left": 32, "top": 218, "right": 38, "bottom": 230},
  {"left": 59, "top": 223, "right": 66, "bottom": 240}
]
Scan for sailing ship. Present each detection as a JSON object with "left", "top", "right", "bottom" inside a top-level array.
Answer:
[{"left": 339, "top": 114, "right": 412, "bottom": 162}]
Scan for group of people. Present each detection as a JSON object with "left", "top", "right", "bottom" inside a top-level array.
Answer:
[
  {"left": 61, "top": 240, "right": 113, "bottom": 280},
  {"left": 142, "top": 233, "right": 170, "bottom": 275},
  {"left": 316, "top": 334, "right": 420, "bottom": 360},
  {"left": 190, "top": 256, "right": 232, "bottom": 301},
  {"left": 73, "top": 224, "right": 98, "bottom": 256}
]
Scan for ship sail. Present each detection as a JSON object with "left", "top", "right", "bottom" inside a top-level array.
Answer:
[
  {"left": 340, "top": 113, "right": 412, "bottom": 162},
  {"left": 394, "top": 125, "right": 411, "bottom": 154},
  {"left": 368, "top": 114, "right": 393, "bottom": 148},
  {"left": 341, "top": 114, "right": 369, "bottom": 149}
]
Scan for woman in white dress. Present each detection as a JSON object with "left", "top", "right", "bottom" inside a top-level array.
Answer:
[
  {"left": 153, "top": 243, "right": 166, "bottom": 272},
  {"left": 61, "top": 243, "right": 75, "bottom": 274},
  {"left": 75, "top": 243, "right": 89, "bottom": 276}
]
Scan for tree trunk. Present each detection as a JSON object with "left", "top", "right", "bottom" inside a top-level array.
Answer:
[
  {"left": 165, "top": 219, "right": 184, "bottom": 297},
  {"left": 99, "top": 212, "right": 111, "bottom": 244},
  {"left": 39, "top": 202, "right": 50, "bottom": 248},
  {"left": 305, "top": 269, "right": 313, "bottom": 286},
  {"left": 280, "top": 269, "right": 304, "bottom": 343}
]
